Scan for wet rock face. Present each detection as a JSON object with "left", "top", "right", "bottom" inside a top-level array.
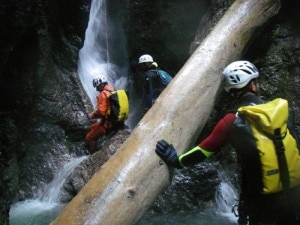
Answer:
[
  {"left": 0, "top": 0, "right": 90, "bottom": 223},
  {"left": 150, "top": 163, "right": 222, "bottom": 213},
  {"left": 60, "top": 129, "right": 131, "bottom": 202}
]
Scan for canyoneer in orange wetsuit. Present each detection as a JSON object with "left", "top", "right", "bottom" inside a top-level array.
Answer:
[
  {"left": 155, "top": 61, "right": 300, "bottom": 225},
  {"left": 85, "top": 75, "right": 122, "bottom": 154}
]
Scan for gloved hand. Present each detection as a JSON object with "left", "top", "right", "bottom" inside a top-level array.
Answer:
[{"left": 155, "top": 140, "right": 181, "bottom": 168}]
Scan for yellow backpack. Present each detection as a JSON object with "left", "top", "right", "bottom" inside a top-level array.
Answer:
[
  {"left": 106, "top": 89, "right": 129, "bottom": 122},
  {"left": 231, "top": 98, "right": 300, "bottom": 195}
]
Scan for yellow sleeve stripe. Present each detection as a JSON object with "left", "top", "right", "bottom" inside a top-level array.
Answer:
[
  {"left": 178, "top": 146, "right": 214, "bottom": 167},
  {"left": 181, "top": 146, "right": 213, "bottom": 157},
  {"left": 200, "top": 147, "right": 214, "bottom": 158}
]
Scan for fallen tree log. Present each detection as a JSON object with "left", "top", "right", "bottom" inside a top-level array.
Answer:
[{"left": 51, "top": 0, "right": 281, "bottom": 224}]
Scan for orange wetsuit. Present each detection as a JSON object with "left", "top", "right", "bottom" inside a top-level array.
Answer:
[{"left": 85, "top": 84, "right": 114, "bottom": 153}]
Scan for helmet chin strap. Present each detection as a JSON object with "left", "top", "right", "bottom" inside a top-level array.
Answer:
[
  {"left": 241, "top": 80, "right": 259, "bottom": 97},
  {"left": 96, "top": 84, "right": 105, "bottom": 92}
]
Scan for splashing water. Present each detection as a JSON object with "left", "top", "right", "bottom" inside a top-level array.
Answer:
[
  {"left": 215, "top": 181, "right": 239, "bottom": 223},
  {"left": 9, "top": 156, "right": 87, "bottom": 225},
  {"left": 39, "top": 156, "right": 87, "bottom": 203}
]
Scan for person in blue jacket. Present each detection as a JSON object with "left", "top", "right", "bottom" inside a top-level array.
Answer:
[{"left": 138, "top": 54, "right": 166, "bottom": 110}]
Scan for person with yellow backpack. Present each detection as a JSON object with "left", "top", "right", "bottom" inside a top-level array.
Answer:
[
  {"left": 85, "top": 75, "right": 128, "bottom": 154},
  {"left": 155, "top": 61, "right": 300, "bottom": 225}
]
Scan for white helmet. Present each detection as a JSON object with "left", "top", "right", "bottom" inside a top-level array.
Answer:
[
  {"left": 92, "top": 75, "right": 107, "bottom": 87},
  {"left": 138, "top": 54, "right": 153, "bottom": 64},
  {"left": 223, "top": 61, "right": 259, "bottom": 92}
]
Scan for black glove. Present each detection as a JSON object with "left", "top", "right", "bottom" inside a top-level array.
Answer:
[{"left": 155, "top": 140, "right": 181, "bottom": 168}]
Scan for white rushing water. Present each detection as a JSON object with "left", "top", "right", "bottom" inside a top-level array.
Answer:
[
  {"left": 215, "top": 180, "right": 238, "bottom": 223},
  {"left": 77, "top": 0, "right": 128, "bottom": 108},
  {"left": 9, "top": 156, "right": 87, "bottom": 225}
]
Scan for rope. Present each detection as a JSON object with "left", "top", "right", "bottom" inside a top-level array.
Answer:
[{"left": 104, "top": 0, "right": 109, "bottom": 65}]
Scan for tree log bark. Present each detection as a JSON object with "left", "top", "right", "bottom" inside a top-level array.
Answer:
[{"left": 51, "top": 0, "right": 280, "bottom": 224}]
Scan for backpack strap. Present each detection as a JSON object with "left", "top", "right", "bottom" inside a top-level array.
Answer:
[
  {"left": 148, "top": 69, "right": 160, "bottom": 77},
  {"left": 273, "top": 128, "right": 290, "bottom": 192},
  {"left": 288, "top": 110, "right": 300, "bottom": 150}
]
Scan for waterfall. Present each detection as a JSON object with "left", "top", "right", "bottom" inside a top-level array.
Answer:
[
  {"left": 215, "top": 180, "right": 238, "bottom": 223},
  {"left": 77, "top": 0, "right": 129, "bottom": 108},
  {"left": 39, "top": 156, "right": 87, "bottom": 203},
  {"left": 213, "top": 163, "right": 238, "bottom": 224},
  {"left": 9, "top": 156, "right": 87, "bottom": 225}
]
